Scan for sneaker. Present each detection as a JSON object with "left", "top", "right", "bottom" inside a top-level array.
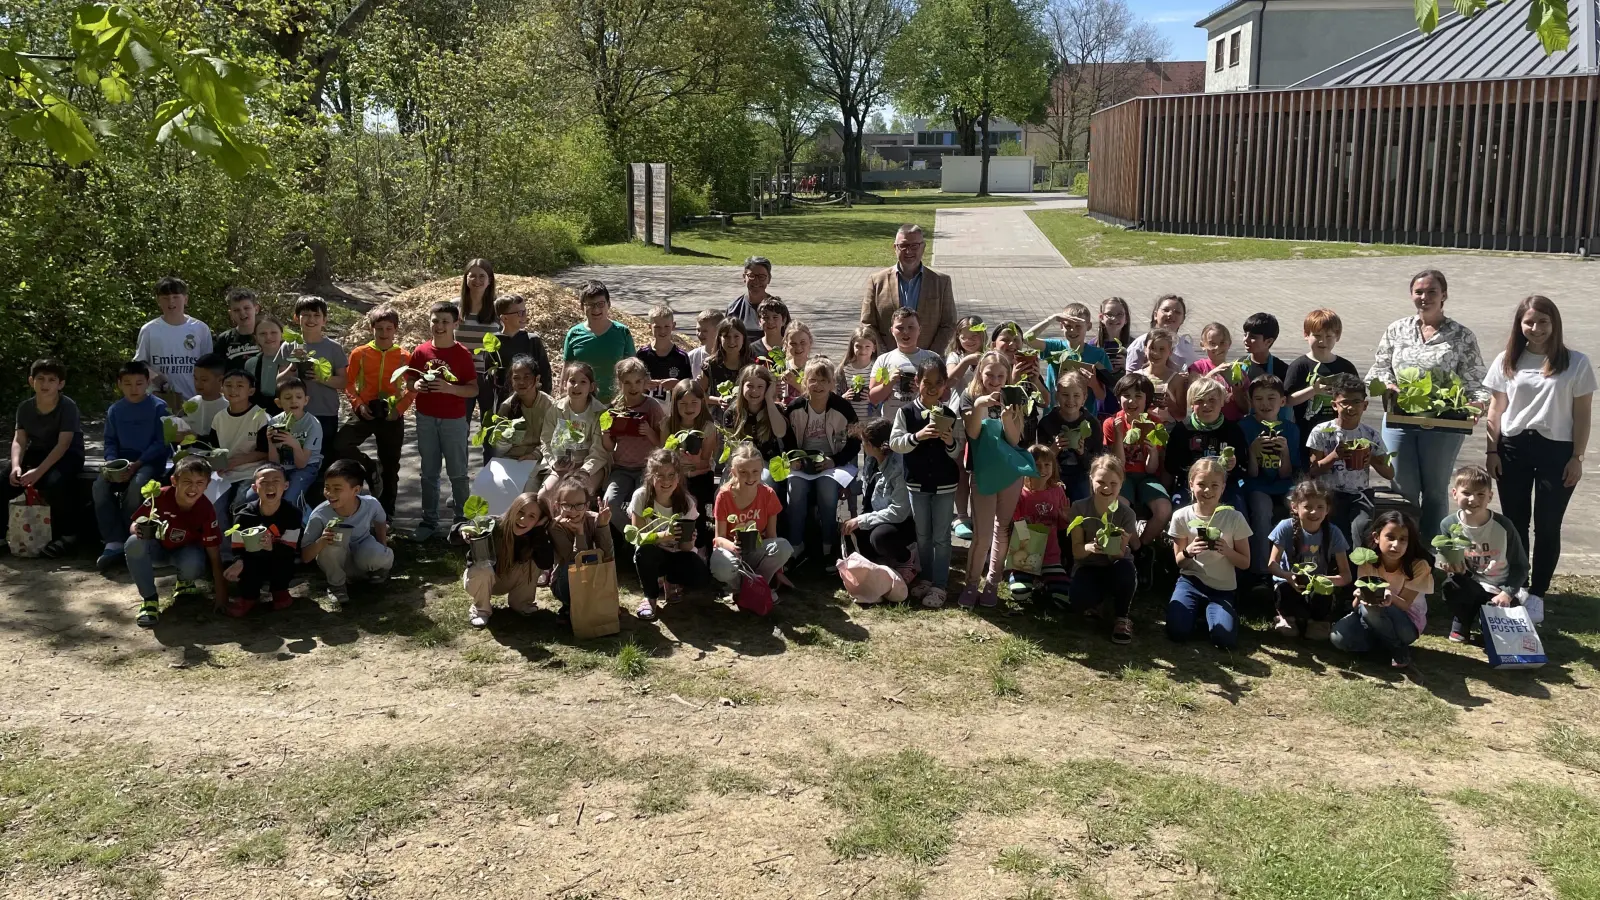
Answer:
[
  {"left": 468, "top": 607, "right": 489, "bottom": 629},
  {"left": 1523, "top": 592, "right": 1544, "bottom": 624},
  {"left": 1448, "top": 619, "right": 1468, "bottom": 643},
  {"left": 922, "top": 587, "right": 947, "bottom": 609},
  {"left": 1112, "top": 617, "right": 1134, "bottom": 644},
  {"left": 957, "top": 584, "right": 979, "bottom": 608},
  {"left": 324, "top": 584, "right": 349, "bottom": 613},
  {"left": 1273, "top": 615, "right": 1297, "bottom": 637},
  {"left": 370, "top": 569, "right": 390, "bottom": 586},
  {"left": 97, "top": 543, "right": 125, "bottom": 571},
  {"left": 1305, "top": 621, "right": 1333, "bottom": 642},
  {"left": 136, "top": 597, "right": 159, "bottom": 628},
  {"left": 636, "top": 598, "right": 658, "bottom": 621},
  {"left": 908, "top": 579, "right": 933, "bottom": 602},
  {"left": 270, "top": 590, "right": 294, "bottom": 611},
  {"left": 412, "top": 524, "right": 437, "bottom": 543},
  {"left": 172, "top": 579, "right": 204, "bottom": 601},
  {"left": 1391, "top": 646, "right": 1412, "bottom": 669},
  {"left": 953, "top": 521, "right": 974, "bottom": 540},
  {"left": 225, "top": 597, "right": 257, "bottom": 619},
  {"left": 978, "top": 586, "right": 1000, "bottom": 608}
]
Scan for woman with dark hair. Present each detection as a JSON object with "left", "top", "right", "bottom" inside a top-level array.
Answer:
[
  {"left": 1484, "top": 294, "right": 1595, "bottom": 622},
  {"left": 1367, "top": 269, "right": 1487, "bottom": 540},
  {"left": 727, "top": 256, "right": 776, "bottom": 339},
  {"left": 457, "top": 258, "right": 499, "bottom": 435}
]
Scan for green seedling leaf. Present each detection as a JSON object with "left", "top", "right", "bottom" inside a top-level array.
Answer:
[{"left": 462, "top": 495, "right": 490, "bottom": 520}]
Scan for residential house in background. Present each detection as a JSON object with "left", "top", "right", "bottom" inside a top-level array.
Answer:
[
  {"left": 1198, "top": 0, "right": 1418, "bottom": 91},
  {"left": 815, "top": 117, "right": 1029, "bottom": 169}
]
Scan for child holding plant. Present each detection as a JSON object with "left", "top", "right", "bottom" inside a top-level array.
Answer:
[
  {"left": 700, "top": 318, "right": 756, "bottom": 418},
  {"left": 1104, "top": 373, "right": 1172, "bottom": 551},
  {"left": 1134, "top": 327, "right": 1183, "bottom": 420},
  {"left": 1185, "top": 323, "right": 1240, "bottom": 420},
  {"left": 728, "top": 365, "right": 790, "bottom": 468},
  {"left": 1025, "top": 303, "right": 1111, "bottom": 404},
  {"left": 774, "top": 320, "right": 814, "bottom": 406},
  {"left": 944, "top": 316, "right": 986, "bottom": 400},
  {"left": 637, "top": 305, "right": 691, "bottom": 403},
  {"left": 1091, "top": 297, "right": 1134, "bottom": 414},
  {"left": 1035, "top": 369, "right": 1102, "bottom": 502},
  {"left": 336, "top": 304, "right": 410, "bottom": 516},
  {"left": 664, "top": 380, "right": 718, "bottom": 549},
  {"left": 628, "top": 449, "right": 709, "bottom": 620},
  {"left": 889, "top": 357, "right": 964, "bottom": 607},
  {"left": 988, "top": 321, "right": 1053, "bottom": 410},
  {"left": 1307, "top": 374, "right": 1393, "bottom": 546},
  {"left": 224, "top": 463, "right": 301, "bottom": 618},
  {"left": 547, "top": 475, "right": 615, "bottom": 622},
  {"left": 711, "top": 443, "right": 794, "bottom": 597},
  {"left": 784, "top": 358, "right": 861, "bottom": 565},
  {"left": 1166, "top": 458, "right": 1252, "bottom": 649},
  {"left": 303, "top": 459, "right": 394, "bottom": 611},
  {"left": 842, "top": 418, "right": 916, "bottom": 579},
  {"left": 182, "top": 353, "right": 228, "bottom": 441},
  {"left": 256, "top": 379, "right": 323, "bottom": 508},
  {"left": 1267, "top": 479, "right": 1352, "bottom": 640},
  {"left": 600, "top": 358, "right": 667, "bottom": 536},
  {"left": 540, "top": 361, "right": 606, "bottom": 502},
  {"left": 1005, "top": 445, "right": 1073, "bottom": 607},
  {"left": 1065, "top": 455, "right": 1141, "bottom": 643},
  {"left": 870, "top": 308, "right": 940, "bottom": 421},
  {"left": 462, "top": 491, "right": 552, "bottom": 628},
  {"left": 838, "top": 324, "right": 882, "bottom": 425},
  {"left": 493, "top": 355, "right": 556, "bottom": 463},
  {"left": 286, "top": 295, "right": 349, "bottom": 451},
  {"left": 1126, "top": 294, "right": 1197, "bottom": 374},
  {"left": 1240, "top": 375, "right": 1302, "bottom": 577},
  {"left": 749, "top": 298, "right": 791, "bottom": 360},
  {"left": 959, "top": 352, "right": 1036, "bottom": 609},
  {"left": 209, "top": 368, "right": 270, "bottom": 553},
  {"left": 1284, "top": 309, "right": 1359, "bottom": 454},
  {"left": 1165, "top": 377, "right": 1247, "bottom": 508},
  {"left": 124, "top": 455, "right": 227, "bottom": 628},
  {"left": 404, "top": 300, "right": 479, "bottom": 541},
  {"left": 1439, "top": 465, "right": 1530, "bottom": 645},
  {"left": 94, "top": 361, "right": 172, "bottom": 571},
  {"left": 1331, "top": 510, "right": 1431, "bottom": 668}
]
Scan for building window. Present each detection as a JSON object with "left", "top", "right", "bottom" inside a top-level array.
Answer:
[
  {"left": 1229, "top": 32, "right": 1240, "bottom": 67},
  {"left": 1214, "top": 39, "right": 1225, "bottom": 72}
]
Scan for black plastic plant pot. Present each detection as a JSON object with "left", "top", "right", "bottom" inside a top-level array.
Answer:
[
  {"left": 1001, "top": 385, "right": 1028, "bottom": 406},
  {"left": 277, "top": 444, "right": 295, "bottom": 466},
  {"left": 1437, "top": 409, "right": 1471, "bottom": 421},
  {"left": 1292, "top": 572, "right": 1310, "bottom": 590},
  {"left": 369, "top": 398, "right": 389, "bottom": 420},
  {"left": 1201, "top": 527, "right": 1222, "bottom": 549},
  {"left": 467, "top": 531, "right": 496, "bottom": 564},
  {"left": 682, "top": 433, "right": 704, "bottom": 455},
  {"left": 330, "top": 523, "right": 355, "bottom": 544},
  {"left": 296, "top": 360, "right": 315, "bottom": 381},
  {"left": 737, "top": 529, "right": 760, "bottom": 559},
  {"left": 896, "top": 372, "right": 916, "bottom": 394},
  {"left": 673, "top": 520, "right": 694, "bottom": 544},
  {"left": 135, "top": 520, "right": 159, "bottom": 541},
  {"left": 1356, "top": 586, "right": 1384, "bottom": 606}
]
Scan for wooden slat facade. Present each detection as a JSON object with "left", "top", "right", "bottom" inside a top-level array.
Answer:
[{"left": 1088, "top": 75, "right": 1600, "bottom": 255}]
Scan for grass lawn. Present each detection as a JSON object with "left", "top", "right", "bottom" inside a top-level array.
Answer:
[
  {"left": 580, "top": 190, "right": 1031, "bottom": 267},
  {"left": 1028, "top": 208, "right": 1440, "bottom": 267}
]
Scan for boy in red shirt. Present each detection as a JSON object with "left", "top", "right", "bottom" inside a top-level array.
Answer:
[
  {"left": 124, "top": 455, "right": 226, "bottom": 627},
  {"left": 405, "top": 301, "right": 478, "bottom": 541},
  {"left": 1104, "top": 372, "right": 1172, "bottom": 550}
]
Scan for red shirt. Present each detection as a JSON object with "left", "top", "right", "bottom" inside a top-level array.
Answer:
[
  {"left": 407, "top": 341, "right": 477, "bottom": 419},
  {"left": 136, "top": 487, "right": 221, "bottom": 550},
  {"left": 1104, "top": 411, "right": 1156, "bottom": 475},
  {"left": 714, "top": 484, "right": 783, "bottom": 535},
  {"left": 1013, "top": 483, "right": 1069, "bottom": 567}
]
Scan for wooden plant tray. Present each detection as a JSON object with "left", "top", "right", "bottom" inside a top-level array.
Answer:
[{"left": 1384, "top": 411, "right": 1477, "bottom": 432}]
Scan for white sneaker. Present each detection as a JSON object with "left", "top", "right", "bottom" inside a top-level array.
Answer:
[
  {"left": 468, "top": 607, "right": 490, "bottom": 628},
  {"left": 922, "top": 587, "right": 947, "bottom": 609},
  {"left": 1522, "top": 592, "right": 1544, "bottom": 624}
]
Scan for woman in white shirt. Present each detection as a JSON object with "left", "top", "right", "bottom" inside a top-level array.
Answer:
[
  {"left": 1484, "top": 294, "right": 1595, "bottom": 619},
  {"left": 1124, "top": 293, "right": 1198, "bottom": 374}
]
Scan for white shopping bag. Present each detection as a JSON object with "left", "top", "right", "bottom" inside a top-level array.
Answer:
[
  {"left": 471, "top": 459, "right": 540, "bottom": 516},
  {"left": 7, "top": 489, "right": 51, "bottom": 557},
  {"left": 1479, "top": 604, "right": 1547, "bottom": 670}
]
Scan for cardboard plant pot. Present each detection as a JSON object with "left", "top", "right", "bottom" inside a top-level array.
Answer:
[
  {"left": 330, "top": 523, "right": 355, "bottom": 544},
  {"left": 101, "top": 459, "right": 133, "bottom": 483},
  {"left": 1099, "top": 532, "right": 1124, "bottom": 557},
  {"left": 928, "top": 408, "right": 955, "bottom": 436},
  {"left": 238, "top": 526, "right": 269, "bottom": 553},
  {"left": 1435, "top": 544, "right": 1467, "bottom": 567}
]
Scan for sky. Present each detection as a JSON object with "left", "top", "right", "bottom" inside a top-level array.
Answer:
[{"left": 1133, "top": 0, "right": 1215, "bottom": 61}]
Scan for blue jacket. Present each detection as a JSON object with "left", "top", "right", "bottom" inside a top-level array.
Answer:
[{"left": 105, "top": 395, "right": 171, "bottom": 467}]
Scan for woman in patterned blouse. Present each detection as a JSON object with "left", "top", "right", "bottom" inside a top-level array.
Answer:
[{"left": 1367, "top": 269, "right": 1488, "bottom": 539}]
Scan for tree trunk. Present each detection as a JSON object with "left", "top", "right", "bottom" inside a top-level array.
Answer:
[
  {"left": 977, "top": 110, "right": 991, "bottom": 197},
  {"left": 952, "top": 108, "right": 978, "bottom": 156}
]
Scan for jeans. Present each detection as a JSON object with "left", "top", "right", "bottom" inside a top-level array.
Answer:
[
  {"left": 1442, "top": 572, "right": 1510, "bottom": 632},
  {"left": 1069, "top": 558, "right": 1138, "bottom": 618},
  {"left": 125, "top": 538, "right": 207, "bottom": 600},
  {"left": 92, "top": 462, "right": 163, "bottom": 544},
  {"left": 416, "top": 414, "right": 470, "bottom": 527},
  {"left": 1331, "top": 602, "right": 1418, "bottom": 656},
  {"left": 335, "top": 414, "right": 405, "bottom": 515},
  {"left": 1384, "top": 423, "right": 1465, "bottom": 540},
  {"left": 1245, "top": 491, "right": 1289, "bottom": 575},
  {"left": 786, "top": 475, "right": 843, "bottom": 556},
  {"left": 710, "top": 538, "right": 794, "bottom": 588},
  {"left": 635, "top": 544, "right": 710, "bottom": 598},
  {"left": 1497, "top": 430, "right": 1575, "bottom": 595},
  {"left": 314, "top": 536, "right": 394, "bottom": 587},
  {"left": 604, "top": 466, "right": 644, "bottom": 532},
  {"left": 1167, "top": 573, "right": 1238, "bottom": 648},
  {"left": 910, "top": 491, "right": 957, "bottom": 588}
]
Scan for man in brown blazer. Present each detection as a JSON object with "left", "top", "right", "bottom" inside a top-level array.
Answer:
[{"left": 860, "top": 224, "right": 956, "bottom": 352}]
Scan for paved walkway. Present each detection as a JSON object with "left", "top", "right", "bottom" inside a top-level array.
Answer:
[
  {"left": 930, "top": 197, "right": 1074, "bottom": 269},
  {"left": 556, "top": 207, "right": 1600, "bottom": 570}
]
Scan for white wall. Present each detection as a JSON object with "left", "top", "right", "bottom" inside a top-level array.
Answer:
[
  {"left": 1205, "top": 20, "right": 1253, "bottom": 92},
  {"left": 940, "top": 156, "right": 1034, "bottom": 193}
]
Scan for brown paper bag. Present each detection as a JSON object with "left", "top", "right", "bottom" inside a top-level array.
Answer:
[{"left": 569, "top": 548, "right": 620, "bottom": 639}]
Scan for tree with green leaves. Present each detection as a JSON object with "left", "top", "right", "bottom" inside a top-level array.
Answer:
[
  {"left": 751, "top": 40, "right": 828, "bottom": 172},
  {"left": 1414, "top": 0, "right": 1571, "bottom": 53},
  {"left": 886, "top": 0, "right": 1050, "bottom": 196}
]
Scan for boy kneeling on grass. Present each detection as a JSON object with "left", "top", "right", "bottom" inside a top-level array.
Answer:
[
  {"left": 125, "top": 455, "right": 226, "bottom": 628},
  {"left": 224, "top": 463, "right": 302, "bottom": 618},
  {"left": 302, "top": 459, "right": 393, "bottom": 612}
]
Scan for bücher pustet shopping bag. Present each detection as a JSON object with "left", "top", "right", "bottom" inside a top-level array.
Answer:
[{"left": 1479, "top": 603, "right": 1547, "bottom": 669}]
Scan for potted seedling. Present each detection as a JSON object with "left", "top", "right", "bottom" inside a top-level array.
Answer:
[
  {"left": 1258, "top": 420, "right": 1284, "bottom": 470},
  {"left": 291, "top": 346, "right": 334, "bottom": 383},
  {"left": 895, "top": 368, "right": 916, "bottom": 395},
  {"left": 101, "top": 458, "right": 133, "bottom": 483},
  {"left": 624, "top": 508, "right": 686, "bottom": 547},
  {"left": 1305, "top": 361, "right": 1329, "bottom": 416},
  {"left": 665, "top": 429, "right": 704, "bottom": 455},
  {"left": 782, "top": 448, "right": 828, "bottom": 475},
  {"left": 1060, "top": 418, "right": 1093, "bottom": 451},
  {"left": 267, "top": 413, "right": 296, "bottom": 466},
  {"left": 598, "top": 407, "right": 641, "bottom": 438},
  {"left": 133, "top": 480, "right": 167, "bottom": 541},
  {"left": 728, "top": 516, "right": 762, "bottom": 560},
  {"left": 1218, "top": 445, "right": 1237, "bottom": 469},
  {"left": 928, "top": 406, "right": 957, "bottom": 437},
  {"left": 1340, "top": 437, "right": 1376, "bottom": 471},
  {"left": 1121, "top": 415, "right": 1169, "bottom": 448},
  {"left": 472, "top": 413, "right": 521, "bottom": 449},
  {"left": 1291, "top": 562, "right": 1335, "bottom": 598},
  {"left": 1191, "top": 505, "right": 1235, "bottom": 550},
  {"left": 1067, "top": 503, "right": 1126, "bottom": 557},
  {"left": 1433, "top": 374, "right": 1483, "bottom": 421},
  {"left": 1353, "top": 575, "right": 1389, "bottom": 605},
  {"left": 848, "top": 373, "right": 869, "bottom": 397},
  {"left": 1224, "top": 359, "right": 1250, "bottom": 386},
  {"left": 367, "top": 395, "right": 391, "bottom": 420},
  {"left": 767, "top": 453, "right": 794, "bottom": 482},
  {"left": 473, "top": 333, "right": 503, "bottom": 381},
  {"left": 766, "top": 347, "right": 787, "bottom": 373},
  {"left": 224, "top": 522, "right": 271, "bottom": 553},
  {"left": 1431, "top": 522, "right": 1472, "bottom": 567},
  {"left": 161, "top": 415, "right": 191, "bottom": 444},
  {"left": 325, "top": 516, "right": 353, "bottom": 544},
  {"left": 716, "top": 380, "right": 736, "bottom": 402},
  {"left": 391, "top": 360, "right": 460, "bottom": 389},
  {"left": 460, "top": 496, "right": 498, "bottom": 563},
  {"left": 1001, "top": 381, "right": 1031, "bottom": 408}
]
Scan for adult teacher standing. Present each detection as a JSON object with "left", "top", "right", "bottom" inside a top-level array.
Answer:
[
  {"left": 1484, "top": 295, "right": 1594, "bottom": 622},
  {"left": 1367, "top": 269, "right": 1487, "bottom": 539},
  {"left": 727, "top": 256, "right": 776, "bottom": 339},
  {"left": 861, "top": 224, "right": 956, "bottom": 352}
]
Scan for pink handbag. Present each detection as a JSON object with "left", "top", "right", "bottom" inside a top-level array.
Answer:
[{"left": 836, "top": 552, "right": 908, "bottom": 605}]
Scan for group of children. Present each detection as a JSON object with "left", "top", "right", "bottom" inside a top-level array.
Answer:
[{"left": 6, "top": 277, "right": 1532, "bottom": 666}]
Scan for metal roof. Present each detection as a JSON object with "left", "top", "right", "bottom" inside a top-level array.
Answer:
[{"left": 1297, "top": 0, "right": 1599, "bottom": 85}]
